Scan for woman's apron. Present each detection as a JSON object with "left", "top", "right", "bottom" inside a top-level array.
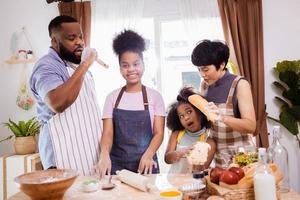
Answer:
[
  {"left": 110, "top": 85, "right": 159, "bottom": 174},
  {"left": 210, "top": 76, "right": 254, "bottom": 168},
  {"left": 48, "top": 65, "right": 102, "bottom": 176},
  {"left": 169, "top": 129, "right": 208, "bottom": 173}
]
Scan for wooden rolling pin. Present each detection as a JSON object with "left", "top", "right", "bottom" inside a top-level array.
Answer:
[
  {"left": 116, "top": 169, "right": 154, "bottom": 192},
  {"left": 188, "top": 94, "right": 218, "bottom": 122},
  {"left": 81, "top": 48, "right": 109, "bottom": 68},
  {"left": 96, "top": 58, "right": 109, "bottom": 68}
]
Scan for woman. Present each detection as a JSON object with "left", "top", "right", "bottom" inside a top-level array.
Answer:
[
  {"left": 191, "top": 40, "right": 256, "bottom": 167},
  {"left": 96, "top": 30, "right": 166, "bottom": 178}
]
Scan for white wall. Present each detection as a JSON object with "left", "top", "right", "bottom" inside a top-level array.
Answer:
[
  {"left": 0, "top": 1, "right": 58, "bottom": 156},
  {"left": 263, "top": 0, "right": 300, "bottom": 193}
]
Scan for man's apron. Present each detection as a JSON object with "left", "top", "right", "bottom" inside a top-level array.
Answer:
[
  {"left": 110, "top": 85, "right": 159, "bottom": 174},
  {"left": 48, "top": 65, "right": 102, "bottom": 176},
  {"left": 210, "top": 76, "right": 254, "bottom": 167}
]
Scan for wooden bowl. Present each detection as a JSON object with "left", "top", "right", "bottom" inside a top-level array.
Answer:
[{"left": 14, "top": 169, "right": 78, "bottom": 200}]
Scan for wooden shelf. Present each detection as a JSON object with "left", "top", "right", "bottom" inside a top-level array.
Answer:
[
  {"left": 0, "top": 153, "right": 42, "bottom": 199},
  {"left": 5, "top": 56, "right": 36, "bottom": 64}
]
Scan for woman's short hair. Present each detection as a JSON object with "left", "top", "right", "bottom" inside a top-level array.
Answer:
[{"left": 191, "top": 39, "right": 229, "bottom": 70}]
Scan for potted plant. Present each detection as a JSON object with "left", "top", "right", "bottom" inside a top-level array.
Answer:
[
  {"left": 268, "top": 60, "right": 300, "bottom": 147},
  {"left": 1, "top": 117, "right": 41, "bottom": 154}
]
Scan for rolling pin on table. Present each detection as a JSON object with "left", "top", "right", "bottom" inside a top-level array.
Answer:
[{"left": 8, "top": 173, "right": 300, "bottom": 200}]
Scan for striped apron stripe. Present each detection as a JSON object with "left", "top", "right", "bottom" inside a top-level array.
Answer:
[{"left": 48, "top": 66, "right": 102, "bottom": 176}]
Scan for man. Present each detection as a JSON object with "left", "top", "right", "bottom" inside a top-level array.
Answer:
[{"left": 30, "top": 15, "right": 102, "bottom": 175}]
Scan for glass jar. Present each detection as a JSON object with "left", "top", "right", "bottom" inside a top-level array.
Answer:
[
  {"left": 267, "top": 125, "right": 290, "bottom": 192},
  {"left": 254, "top": 148, "right": 277, "bottom": 200}
]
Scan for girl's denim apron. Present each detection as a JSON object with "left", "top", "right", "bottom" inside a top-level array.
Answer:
[{"left": 110, "top": 85, "right": 159, "bottom": 174}]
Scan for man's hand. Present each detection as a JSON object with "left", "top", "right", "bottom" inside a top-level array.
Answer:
[{"left": 81, "top": 47, "right": 97, "bottom": 67}]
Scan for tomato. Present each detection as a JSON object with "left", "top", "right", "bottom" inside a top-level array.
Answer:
[
  {"left": 210, "top": 167, "right": 225, "bottom": 184},
  {"left": 229, "top": 167, "right": 245, "bottom": 180},
  {"left": 219, "top": 171, "right": 239, "bottom": 185}
]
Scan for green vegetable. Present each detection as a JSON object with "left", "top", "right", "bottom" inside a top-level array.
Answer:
[{"left": 233, "top": 152, "right": 258, "bottom": 167}]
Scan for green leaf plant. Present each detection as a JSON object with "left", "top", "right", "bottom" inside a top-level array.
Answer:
[
  {"left": 0, "top": 117, "right": 41, "bottom": 143},
  {"left": 268, "top": 60, "right": 300, "bottom": 147}
]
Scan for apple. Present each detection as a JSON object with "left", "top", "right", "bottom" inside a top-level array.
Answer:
[
  {"left": 219, "top": 170, "right": 239, "bottom": 185},
  {"left": 210, "top": 167, "right": 225, "bottom": 184},
  {"left": 229, "top": 167, "right": 245, "bottom": 180}
]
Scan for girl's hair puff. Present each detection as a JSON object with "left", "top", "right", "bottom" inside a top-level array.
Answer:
[{"left": 113, "top": 29, "right": 146, "bottom": 61}]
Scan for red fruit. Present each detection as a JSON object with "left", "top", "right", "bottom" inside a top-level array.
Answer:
[
  {"left": 229, "top": 167, "right": 245, "bottom": 180},
  {"left": 210, "top": 167, "right": 225, "bottom": 184},
  {"left": 219, "top": 171, "right": 239, "bottom": 185}
]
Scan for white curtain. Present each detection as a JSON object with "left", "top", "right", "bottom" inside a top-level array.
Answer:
[
  {"left": 178, "top": 0, "right": 223, "bottom": 47},
  {"left": 90, "top": 0, "right": 145, "bottom": 106},
  {"left": 94, "top": 0, "right": 145, "bottom": 31},
  {"left": 88, "top": 0, "right": 224, "bottom": 173}
]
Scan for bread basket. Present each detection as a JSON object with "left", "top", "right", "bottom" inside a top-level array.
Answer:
[{"left": 205, "top": 176, "right": 281, "bottom": 200}]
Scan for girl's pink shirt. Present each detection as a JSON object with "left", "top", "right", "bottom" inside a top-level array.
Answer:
[{"left": 102, "top": 86, "right": 166, "bottom": 129}]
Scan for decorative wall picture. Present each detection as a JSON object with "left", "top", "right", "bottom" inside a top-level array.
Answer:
[{"left": 6, "top": 26, "right": 36, "bottom": 64}]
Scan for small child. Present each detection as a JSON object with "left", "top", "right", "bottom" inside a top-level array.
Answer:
[{"left": 165, "top": 86, "right": 216, "bottom": 173}]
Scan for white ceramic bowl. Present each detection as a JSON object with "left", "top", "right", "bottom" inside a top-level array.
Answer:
[{"left": 81, "top": 179, "right": 100, "bottom": 192}]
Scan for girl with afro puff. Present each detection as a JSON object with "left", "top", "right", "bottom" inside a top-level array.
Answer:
[
  {"left": 165, "top": 86, "right": 216, "bottom": 173},
  {"left": 96, "top": 30, "right": 166, "bottom": 178}
]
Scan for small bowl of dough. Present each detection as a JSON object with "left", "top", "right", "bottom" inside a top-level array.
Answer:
[
  {"left": 81, "top": 179, "right": 100, "bottom": 192},
  {"left": 159, "top": 190, "right": 182, "bottom": 200}
]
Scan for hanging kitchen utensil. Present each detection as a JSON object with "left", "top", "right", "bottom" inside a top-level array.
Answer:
[{"left": 16, "top": 64, "right": 35, "bottom": 110}]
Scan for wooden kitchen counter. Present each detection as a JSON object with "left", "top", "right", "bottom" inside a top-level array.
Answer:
[{"left": 8, "top": 174, "right": 300, "bottom": 200}]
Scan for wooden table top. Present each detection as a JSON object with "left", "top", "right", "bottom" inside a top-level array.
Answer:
[{"left": 9, "top": 174, "right": 300, "bottom": 200}]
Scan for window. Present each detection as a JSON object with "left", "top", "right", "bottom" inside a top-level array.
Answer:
[
  {"left": 134, "top": 17, "right": 224, "bottom": 172},
  {"left": 159, "top": 18, "right": 224, "bottom": 107},
  {"left": 182, "top": 72, "right": 201, "bottom": 89},
  {"left": 91, "top": 3, "right": 224, "bottom": 172}
]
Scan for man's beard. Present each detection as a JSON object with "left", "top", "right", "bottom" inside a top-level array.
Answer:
[{"left": 58, "top": 42, "right": 81, "bottom": 64}]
